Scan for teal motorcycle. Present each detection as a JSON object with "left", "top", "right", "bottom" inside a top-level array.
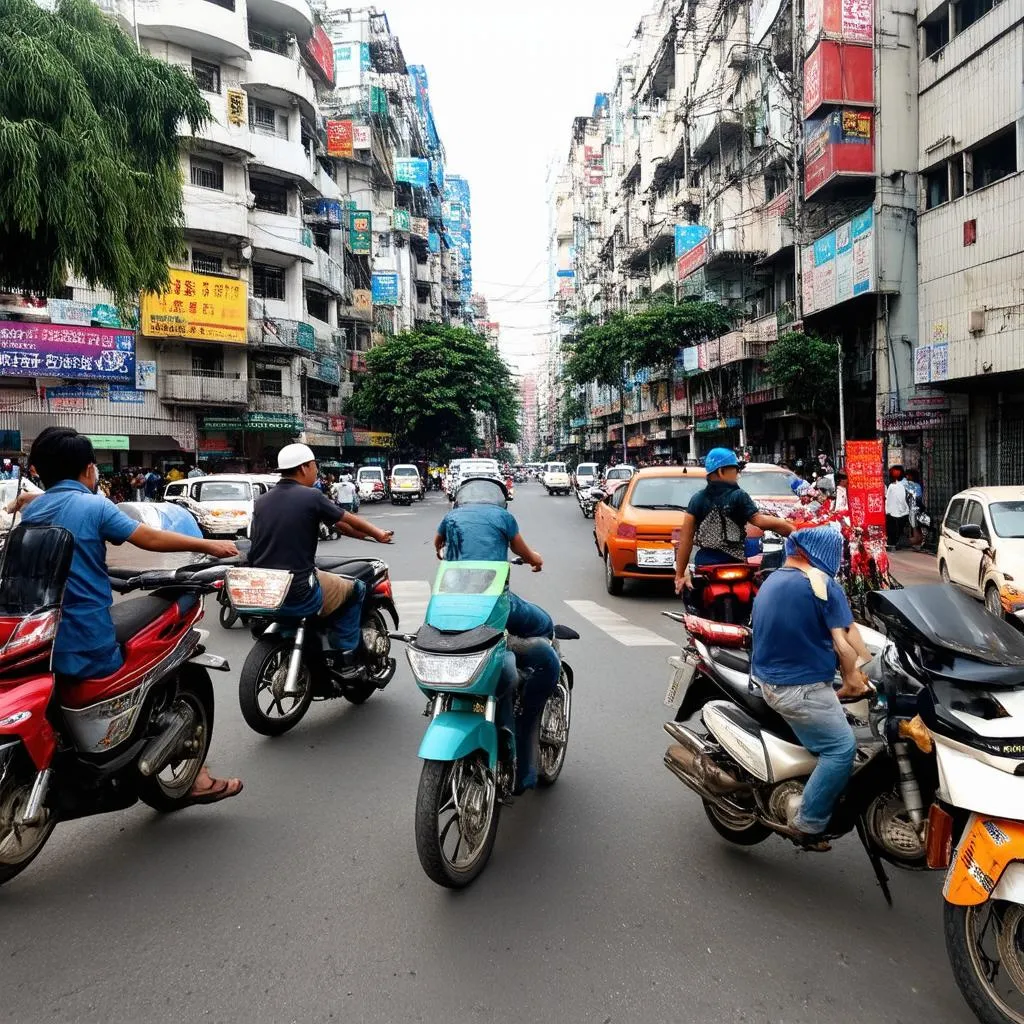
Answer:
[{"left": 395, "top": 559, "right": 577, "bottom": 888}]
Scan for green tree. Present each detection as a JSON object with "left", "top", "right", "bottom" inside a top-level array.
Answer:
[
  {"left": 346, "top": 325, "right": 520, "bottom": 455},
  {"left": 764, "top": 330, "right": 840, "bottom": 451},
  {"left": 627, "top": 298, "right": 733, "bottom": 373},
  {"left": 0, "top": 0, "right": 209, "bottom": 304}
]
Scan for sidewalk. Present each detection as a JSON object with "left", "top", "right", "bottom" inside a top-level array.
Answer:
[{"left": 888, "top": 549, "right": 939, "bottom": 587}]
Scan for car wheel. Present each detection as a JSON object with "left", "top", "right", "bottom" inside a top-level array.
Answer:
[
  {"left": 604, "top": 551, "right": 624, "bottom": 596},
  {"left": 985, "top": 584, "right": 1004, "bottom": 619},
  {"left": 939, "top": 560, "right": 951, "bottom": 585}
]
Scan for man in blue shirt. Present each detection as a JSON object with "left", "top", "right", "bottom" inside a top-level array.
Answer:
[
  {"left": 18, "top": 427, "right": 243, "bottom": 804},
  {"left": 674, "top": 448, "right": 794, "bottom": 594},
  {"left": 750, "top": 527, "right": 871, "bottom": 850}
]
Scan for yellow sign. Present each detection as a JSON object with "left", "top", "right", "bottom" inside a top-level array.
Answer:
[
  {"left": 142, "top": 269, "right": 248, "bottom": 345},
  {"left": 350, "top": 430, "right": 393, "bottom": 448},
  {"left": 226, "top": 89, "right": 246, "bottom": 126},
  {"left": 353, "top": 289, "right": 372, "bottom": 312}
]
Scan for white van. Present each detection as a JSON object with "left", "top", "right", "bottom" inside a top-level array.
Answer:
[
  {"left": 356, "top": 465, "right": 386, "bottom": 502},
  {"left": 575, "top": 463, "right": 600, "bottom": 490},
  {"left": 163, "top": 473, "right": 273, "bottom": 537},
  {"left": 390, "top": 463, "right": 423, "bottom": 503},
  {"left": 542, "top": 461, "right": 571, "bottom": 496}
]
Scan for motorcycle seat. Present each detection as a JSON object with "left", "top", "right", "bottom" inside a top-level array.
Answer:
[
  {"left": 315, "top": 557, "right": 377, "bottom": 585},
  {"left": 415, "top": 623, "right": 502, "bottom": 654},
  {"left": 705, "top": 646, "right": 800, "bottom": 745},
  {"left": 712, "top": 648, "right": 750, "bottom": 673},
  {"left": 110, "top": 594, "right": 193, "bottom": 644}
]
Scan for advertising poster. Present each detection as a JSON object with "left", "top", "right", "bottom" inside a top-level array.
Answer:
[
  {"left": 326, "top": 120, "right": 354, "bottom": 159},
  {"left": 801, "top": 207, "right": 874, "bottom": 314},
  {"left": 392, "top": 208, "right": 412, "bottom": 233},
  {"left": 49, "top": 299, "right": 94, "bottom": 326},
  {"left": 135, "top": 359, "right": 157, "bottom": 391},
  {"left": 395, "top": 158, "right": 430, "bottom": 188},
  {"left": 141, "top": 270, "right": 247, "bottom": 344},
  {"left": 353, "top": 125, "right": 371, "bottom": 150},
  {"left": 0, "top": 321, "right": 135, "bottom": 381},
  {"left": 914, "top": 345, "right": 932, "bottom": 385},
  {"left": 110, "top": 386, "right": 145, "bottom": 404},
  {"left": 677, "top": 238, "right": 710, "bottom": 281},
  {"left": 350, "top": 210, "right": 372, "bottom": 255},
  {"left": 845, "top": 439, "right": 885, "bottom": 537},
  {"left": 411, "top": 216, "right": 429, "bottom": 239},
  {"left": 674, "top": 224, "right": 710, "bottom": 259},
  {"left": 371, "top": 273, "right": 400, "bottom": 306},
  {"left": 226, "top": 89, "right": 246, "bottom": 126}
]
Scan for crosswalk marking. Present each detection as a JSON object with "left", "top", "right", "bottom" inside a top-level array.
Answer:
[
  {"left": 563, "top": 599, "right": 675, "bottom": 647},
  {"left": 392, "top": 580, "right": 432, "bottom": 629}
]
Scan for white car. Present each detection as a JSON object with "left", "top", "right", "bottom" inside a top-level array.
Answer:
[
  {"left": 356, "top": 465, "right": 386, "bottom": 502},
  {"left": 0, "top": 478, "right": 42, "bottom": 535},
  {"left": 542, "top": 461, "right": 571, "bottom": 496},
  {"left": 936, "top": 486, "right": 1024, "bottom": 621},
  {"left": 602, "top": 464, "right": 636, "bottom": 494},
  {"left": 390, "top": 464, "right": 423, "bottom": 503},
  {"left": 163, "top": 473, "right": 271, "bottom": 537},
  {"left": 575, "top": 462, "right": 600, "bottom": 491},
  {"left": 449, "top": 458, "right": 501, "bottom": 498}
]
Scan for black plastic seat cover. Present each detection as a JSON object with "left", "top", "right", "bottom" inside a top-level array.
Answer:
[
  {"left": 414, "top": 623, "right": 502, "bottom": 654},
  {"left": 705, "top": 646, "right": 799, "bottom": 744},
  {"left": 315, "top": 557, "right": 377, "bottom": 584},
  {"left": 554, "top": 624, "right": 579, "bottom": 640},
  {"left": 110, "top": 595, "right": 177, "bottom": 644}
]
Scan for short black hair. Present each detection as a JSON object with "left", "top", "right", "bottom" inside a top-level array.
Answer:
[
  {"left": 29, "top": 427, "right": 96, "bottom": 489},
  {"left": 836, "top": 470, "right": 848, "bottom": 482}
]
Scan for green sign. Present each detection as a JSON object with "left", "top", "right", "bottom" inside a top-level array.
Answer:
[
  {"left": 392, "top": 208, "right": 411, "bottom": 233},
  {"left": 370, "top": 85, "right": 389, "bottom": 116},
  {"left": 86, "top": 434, "right": 129, "bottom": 450},
  {"left": 202, "top": 417, "right": 243, "bottom": 431},
  {"left": 245, "top": 413, "right": 303, "bottom": 432},
  {"left": 297, "top": 322, "right": 316, "bottom": 352},
  {"left": 350, "top": 210, "right": 372, "bottom": 256},
  {"left": 695, "top": 417, "right": 742, "bottom": 433}
]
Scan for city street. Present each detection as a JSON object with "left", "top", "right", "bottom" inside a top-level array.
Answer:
[{"left": 3, "top": 484, "right": 970, "bottom": 1024}]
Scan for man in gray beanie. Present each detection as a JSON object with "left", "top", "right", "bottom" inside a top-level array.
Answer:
[{"left": 750, "top": 526, "right": 871, "bottom": 851}]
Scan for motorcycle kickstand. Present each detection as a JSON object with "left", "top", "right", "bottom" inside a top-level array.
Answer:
[{"left": 855, "top": 814, "right": 893, "bottom": 906}]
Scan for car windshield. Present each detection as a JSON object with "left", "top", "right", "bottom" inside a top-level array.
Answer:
[
  {"left": 607, "top": 468, "right": 632, "bottom": 480},
  {"left": 990, "top": 501, "right": 1024, "bottom": 538},
  {"left": 393, "top": 467, "right": 418, "bottom": 477},
  {"left": 578, "top": 465, "right": 598, "bottom": 475},
  {"left": 464, "top": 461, "right": 497, "bottom": 474},
  {"left": 629, "top": 477, "right": 705, "bottom": 510},
  {"left": 358, "top": 469, "right": 383, "bottom": 481},
  {"left": 195, "top": 481, "right": 250, "bottom": 502},
  {"left": 739, "top": 470, "right": 800, "bottom": 496},
  {"left": 547, "top": 464, "right": 567, "bottom": 473},
  {"left": 0, "top": 481, "right": 19, "bottom": 504}
]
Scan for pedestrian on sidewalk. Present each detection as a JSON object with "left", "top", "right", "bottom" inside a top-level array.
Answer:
[
  {"left": 905, "top": 468, "right": 925, "bottom": 550},
  {"left": 885, "top": 466, "right": 911, "bottom": 550}
]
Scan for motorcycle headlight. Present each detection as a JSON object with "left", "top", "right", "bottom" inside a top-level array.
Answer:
[{"left": 406, "top": 648, "right": 489, "bottom": 687}]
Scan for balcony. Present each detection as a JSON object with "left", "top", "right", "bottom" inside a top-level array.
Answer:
[
  {"left": 183, "top": 90, "right": 252, "bottom": 159},
  {"left": 182, "top": 185, "right": 250, "bottom": 243},
  {"left": 691, "top": 107, "right": 744, "bottom": 161},
  {"left": 302, "top": 248, "right": 344, "bottom": 295},
  {"left": 250, "top": 209, "right": 314, "bottom": 263},
  {"left": 246, "top": 48, "right": 318, "bottom": 119},
  {"left": 414, "top": 262, "right": 431, "bottom": 284},
  {"left": 249, "top": 389, "right": 301, "bottom": 415},
  {"left": 248, "top": 130, "right": 318, "bottom": 191},
  {"left": 158, "top": 371, "right": 248, "bottom": 407},
  {"left": 131, "top": 0, "right": 250, "bottom": 60},
  {"left": 247, "top": 0, "right": 313, "bottom": 37},
  {"left": 247, "top": 304, "right": 317, "bottom": 353}
]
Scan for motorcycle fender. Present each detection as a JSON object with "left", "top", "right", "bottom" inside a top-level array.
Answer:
[
  {"left": 943, "top": 813, "right": 1024, "bottom": 906},
  {"left": 375, "top": 597, "right": 399, "bottom": 629},
  {"left": 418, "top": 712, "right": 498, "bottom": 769},
  {"left": 676, "top": 672, "right": 720, "bottom": 723},
  {"left": 0, "top": 675, "right": 57, "bottom": 770}
]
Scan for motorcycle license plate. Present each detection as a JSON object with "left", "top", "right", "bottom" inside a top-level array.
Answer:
[
  {"left": 664, "top": 654, "right": 696, "bottom": 707},
  {"left": 638, "top": 547, "right": 675, "bottom": 568}
]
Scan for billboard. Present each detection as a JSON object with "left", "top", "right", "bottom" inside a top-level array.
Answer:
[
  {"left": 804, "top": 40, "right": 874, "bottom": 118},
  {"left": 392, "top": 208, "right": 412, "bottom": 233},
  {"left": 371, "top": 273, "right": 400, "bottom": 306},
  {"left": 844, "top": 439, "right": 885, "bottom": 538},
  {"left": 396, "top": 158, "right": 430, "bottom": 188},
  {"left": 353, "top": 125, "right": 371, "bottom": 150},
  {"left": 805, "top": 0, "right": 874, "bottom": 51},
  {"left": 674, "top": 224, "right": 710, "bottom": 259},
  {"left": 303, "top": 25, "right": 335, "bottom": 85},
  {"left": 350, "top": 210, "right": 372, "bottom": 256},
  {"left": 0, "top": 321, "right": 135, "bottom": 381},
  {"left": 677, "top": 237, "right": 710, "bottom": 280},
  {"left": 141, "top": 269, "right": 247, "bottom": 344},
  {"left": 804, "top": 109, "right": 874, "bottom": 197},
  {"left": 326, "top": 120, "right": 354, "bottom": 158},
  {"left": 801, "top": 206, "right": 874, "bottom": 315}
]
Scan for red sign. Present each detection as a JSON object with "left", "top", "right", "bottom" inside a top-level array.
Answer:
[
  {"left": 304, "top": 25, "right": 335, "bottom": 85},
  {"left": 805, "top": 0, "right": 874, "bottom": 51},
  {"left": 804, "top": 109, "right": 874, "bottom": 197},
  {"left": 326, "top": 120, "right": 354, "bottom": 158},
  {"left": 804, "top": 40, "right": 874, "bottom": 118},
  {"left": 676, "top": 238, "right": 709, "bottom": 281},
  {"left": 328, "top": 415, "right": 346, "bottom": 433},
  {"left": 845, "top": 439, "right": 885, "bottom": 537}
]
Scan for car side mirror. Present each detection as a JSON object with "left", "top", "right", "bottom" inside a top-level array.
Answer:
[{"left": 958, "top": 523, "right": 984, "bottom": 540}]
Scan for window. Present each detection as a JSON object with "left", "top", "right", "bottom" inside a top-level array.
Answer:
[
  {"left": 249, "top": 26, "right": 288, "bottom": 54},
  {"left": 252, "top": 263, "right": 286, "bottom": 301},
  {"left": 968, "top": 127, "right": 1017, "bottom": 191},
  {"left": 190, "top": 157, "right": 224, "bottom": 191},
  {"left": 191, "top": 249, "right": 223, "bottom": 275},
  {"left": 944, "top": 498, "right": 965, "bottom": 532},
  {"left": 923, "top": 14, "right": 949, "bottom": 56},
  {"left": 306, "top": 290, "right": 329, "bottom": 322},
  {"left": 990, "top": 500, "right": 1024, "bottom": 538},
  {"left": 963, "top": 500, "right": 988, "bottom": 536},
  {"left": 191, "top": 348, "right": 223, "bottom": 375},
  {"left": 609, "top": 486, "right": 627, "bottom": 510},
  {"left": 251, "top": 177, "right": 289, "bottom": 215},
  {"left": 950, "top": 156, "right": 965, "bottom": 199},
  {"left": 956, "top": 0, "right": 1000, "bottom": 34},
  {"left": 250, "top": 103, "right": 284, "bottom": 138},
  {"left": 195, "top": 481, "right": 251, "bottom": 502},
  {"left": 191, "top": 58, "right": 220, "bottom": 94},
  {"left": 254, "top": 366, "right": 283, "bottom": 395},
  {"left": 924, "top": 165, "right": 949, "bottom": 208},
  {"left": 312, "top": 226, "right": 330, "bottom": 253},
  {"left": 627, "top": 477, "right": 705, "bottom": 510}
]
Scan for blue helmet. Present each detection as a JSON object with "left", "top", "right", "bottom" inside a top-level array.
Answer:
[{"left": 704, "top": 447, "right": 740, "bottom": 475}]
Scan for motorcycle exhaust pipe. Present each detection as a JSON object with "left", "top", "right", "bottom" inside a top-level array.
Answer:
[
  {"left": 663, "top": 722, "right": 750, "bottom": 795},
  {"left": 139, "top": 704, "right": 198, "bottom": 777}
]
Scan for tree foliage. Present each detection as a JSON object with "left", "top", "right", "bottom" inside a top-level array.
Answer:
[
  {"left": 346, "top": 325, "right": 520, "bottom": 454},
  {"left": 0, "top": 0, "right": 209, "bottom": 303},
  {"left": 764, "top": 331, "right": 840, "bottom": 424}
]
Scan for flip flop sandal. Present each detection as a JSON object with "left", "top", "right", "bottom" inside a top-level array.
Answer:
[{"left": 187, "top": 777, "right": 244, "bottom": 806}]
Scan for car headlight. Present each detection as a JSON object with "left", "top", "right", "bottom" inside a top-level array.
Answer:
[{"left": 406, "top": 648, "right": 489, "bottom": 687}]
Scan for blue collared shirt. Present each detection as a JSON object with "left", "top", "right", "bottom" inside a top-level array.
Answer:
[{"left": 21, "top": 481, "right": 140, "bottom": 675}]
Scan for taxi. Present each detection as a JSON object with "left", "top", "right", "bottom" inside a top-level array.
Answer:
[{"left": 594, "top": 465, "right": 707, "bottom": 595}]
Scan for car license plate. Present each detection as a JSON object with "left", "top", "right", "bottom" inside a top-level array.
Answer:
[
  {"left": 664, "top": 654, "right": 696, "bottom": 707},
  {"left": 637, "top": 547, "right": 675, "bottom": 568}
]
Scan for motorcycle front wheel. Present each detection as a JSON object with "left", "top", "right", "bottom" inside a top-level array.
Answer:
[
  {"left": 0, "top": 770, "right": 57, "bottom": 886},
  {"left": 415, "top": 755, "right": 500, "bottom": 889},
  {"left": 944, "top": 900, "right": 1024, "bottom": 1024},
  {"left": 238, "top": 638, "right": 313, "bottom": 736}
]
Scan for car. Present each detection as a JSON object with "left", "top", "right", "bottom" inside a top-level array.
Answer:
[
  {"left": 542, "top": 461, "right": 571, "bottom": 495},
  {"left": 0, "top": 478, "right": 42, "bottom": 538},
  {"left": 574, "top": 462, "right": 600, "bottom": 491},
  {"left": 390, "top": 463, "right": 423, "bottom": 504},
  {"left": 936, "top": 486, "right": 1024, "bottom": 622},
  {"left": 601, "top": 464, "right": 636, "bottom": 494},
  {"left": 356, "top": 465, "right": 386, "bottom": 502},
  {"left": 448, "top": 458, "right": 502, "bottom": 499},
  {"left": 594, "top": 465, "right": 708, "bottom": 595},
  {"left": 163, "top": 473, "right": 273, "bottom": 537}
]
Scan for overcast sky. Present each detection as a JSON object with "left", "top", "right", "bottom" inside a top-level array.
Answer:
[{"left": 371, "top": 0, "right": 650, "bottom": 373}]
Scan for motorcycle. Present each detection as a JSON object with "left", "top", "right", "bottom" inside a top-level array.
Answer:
[
  {"left": 577, "top": 485, "right": 601, "bottom": 519},
  {"left": 661, "top": 584, "right": 1024, "bottom": 1024},
  {"left": 232, "top": 556, "right": 399, "bottom": 735},
  {"left": 685, "top": 562, "right": 767, "bottom": 626},
  {"left": 392, "top": 559, "right": 577, "bottom": 888},
  {"left": 0, "top": 523, "right": 231, "bottom": 886}
]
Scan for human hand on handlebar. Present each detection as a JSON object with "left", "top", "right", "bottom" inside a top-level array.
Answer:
[
  {"left": 530, "top": 555, "right": 543, "bottom": 573},
  {"left": 204, "top": 540, "right": 239, "bottom": 559}
]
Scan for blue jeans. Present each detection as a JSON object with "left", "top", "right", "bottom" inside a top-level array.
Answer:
[
  {"left": 507, "top": 592, "right": 553, "bottom": 639},
  {"left": 760, "top": 682, "right": 857, "bottom": 834},
  {"left": 280, "top": 579, "right": 366, "bottom": 653}
]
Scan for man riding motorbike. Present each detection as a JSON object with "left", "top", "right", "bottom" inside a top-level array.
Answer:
[
  {"left": 674, "top": 447, "right": 795, "bottom": 595},
  {"left": 16, "top": 427, "right": 244, "bottom": 805},
  {"left": 434, "top": 476, "right": 558, "bottom": 792},
  {"left": 248, "top": 444, "right": 393, "bottom": 675}
]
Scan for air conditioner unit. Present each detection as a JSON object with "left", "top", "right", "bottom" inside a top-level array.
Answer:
[{"left": 969, "top": 308, "right": 986, "bottom": 334}]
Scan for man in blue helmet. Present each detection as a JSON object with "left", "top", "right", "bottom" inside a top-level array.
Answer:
[
  {"left": 751, "top": 527, "right": 872, "bottom": 851},
  {"left": 674, "top": 447, "right": 795, "bottom": 594}
]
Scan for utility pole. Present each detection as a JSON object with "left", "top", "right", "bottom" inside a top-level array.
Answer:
[
  {"left": 837, "top": 341, "right": 846, "bottom": 460},
  {"left": 791, "top": 0, "right": 804, "bottom": 323}
]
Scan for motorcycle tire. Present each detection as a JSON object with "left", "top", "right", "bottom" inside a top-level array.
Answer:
[
  {"left": 238, "top": 638, "right": 313, "bottom": 736},
  {"left": 943, "top": 901, "right": 1024, "bottom": 1024},
  {"left": 701, "top": 799, "right": 771, "bottom": 845},
  {"left": 344, "top": 609, "right": 395, "bottom": 704},
  {"left": 0, "top": 771, "right": 58, "bottom": 886},
  {"left": 219, "top": 601, "right": 239, "bottom": 630},
  {"left": 415, "top": 756, "right": 500, "bottom": 889},
  {"left": 537, "top": 674, "right": 572, "bottom": 786}
]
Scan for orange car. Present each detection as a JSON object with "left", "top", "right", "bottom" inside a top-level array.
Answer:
[{"left": 594, "top": 466, "right": 708, "bottom": 595}]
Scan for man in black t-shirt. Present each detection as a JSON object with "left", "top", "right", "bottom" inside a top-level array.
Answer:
[{"left": 249, "top": 444, "right": 393, "bottom": 660}]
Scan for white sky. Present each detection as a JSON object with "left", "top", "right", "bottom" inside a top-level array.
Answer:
[{"left": 373, "top": 0, "right": 650, "bottom": 374}]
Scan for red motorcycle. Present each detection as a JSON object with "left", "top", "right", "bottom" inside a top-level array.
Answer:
[
  {"left": 0, "top": 523, "right": 230, "bottom": 886},
  {"left": 685, "top": 563, "right": 766, "bottom": 625}
]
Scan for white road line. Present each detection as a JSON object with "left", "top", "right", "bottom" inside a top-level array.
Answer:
[
  {"left": 563, "top": 599, "right": 675, "bottom": 647},
  {"left": 392, "top": 580, "right": 432, "bottom": 629}
]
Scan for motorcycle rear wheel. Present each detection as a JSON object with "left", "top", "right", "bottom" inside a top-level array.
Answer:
[
  {"left": 139, "top": 688, "right": 213, "bottom": 812},
  {"left": 238, "top": 638, "right": 313, "bottom": 736},
  {"left": 343, "top": 609, "right": 395, "bottom": 704},
  {"left": 0, "top": 775, "right": 57, "bottom": 886},
  {"left": 415, "top": 756, "right": 500, "bottom": 889},
  {"left": 702, "top": 799, "right": 771, "bottom": 845},
  {"left": 219, "top": 601, "right": 239, "bottom": 630},
  {"left": 537, "top": 676, "right": 572, "bottom": 786}
]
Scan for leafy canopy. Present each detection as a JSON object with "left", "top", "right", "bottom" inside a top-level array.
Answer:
[
  {"left": 346, "top": 325, "right": 520, "bottom": 454},
  {"left": 0, "top": 0, "right": 209, "bottom": 303},
  {"left": 764, "top": 331, "right": 840, "bottom": 423}
]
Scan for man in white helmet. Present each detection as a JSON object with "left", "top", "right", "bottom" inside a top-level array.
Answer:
[{"left": 248, "top": 444, "right": 393, "bottom": 669}]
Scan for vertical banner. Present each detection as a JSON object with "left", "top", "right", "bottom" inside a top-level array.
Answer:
[
  {"left": 845, "top": 440, "right": 885, "bottom": 538},
  {"left": 350, "top": 210, "right": 372, "bottom": 255},
  {"left": 326, "top": 120, "right": 354, "bottom": 158}
]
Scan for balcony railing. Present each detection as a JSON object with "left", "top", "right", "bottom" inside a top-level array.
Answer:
[
  {"left": 158, "top": 371, "right": 248, "bottom": 406},
  {"left": 249, "top": 389, "right": 301, "bottom": 415},
  {"left": 247, "top": 304, "right": 317, "bottom": 353}
]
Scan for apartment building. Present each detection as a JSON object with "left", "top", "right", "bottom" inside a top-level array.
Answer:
[{"left": 0, "top": 0, "right": 471, "bottom": 469}]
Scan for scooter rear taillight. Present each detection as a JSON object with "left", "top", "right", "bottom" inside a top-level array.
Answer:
[
  {"left": 373, "top": 577, "right": 393, "bottom": 601},
  {"left": 0, "top": 610, "right": 60, "bottom": 666}
]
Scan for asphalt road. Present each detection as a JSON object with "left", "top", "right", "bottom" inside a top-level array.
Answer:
[{"left": 2, "top": 485, "right": 974, "bottom": 1024}]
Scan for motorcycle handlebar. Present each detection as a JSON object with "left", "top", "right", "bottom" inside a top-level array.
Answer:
[{"left": 108, "top": 565, "right": 228, "bottom": 593}]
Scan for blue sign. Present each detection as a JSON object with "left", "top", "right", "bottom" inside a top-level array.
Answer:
[
  {"left": 428, "top": 230, "right": 440, "bottom": 254},
  {"left": 310, "top": 199, "right": 343, "bottom": 226},
  {"left": 371, "top": 272, "right": 400, "bottom": 306},
  {"left": 110, "top": 386, "right": 145, "bottom": 404},
  {"left": 556, "top": 269, "right": 575, "bottom": 278},
  {"left": 0, "top": 430, "right": 21, "bottom": 452},
  {"left": 674, "top": 224, "right": 711, "bottom": 259},
  {"left": 395, "top": 158, "right": 430, "bottom": 189},
  {"left": 47, "top": 384, "right": 105, "bottom": 399}
]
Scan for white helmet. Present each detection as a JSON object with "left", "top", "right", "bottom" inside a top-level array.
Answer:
[{"left": 277, "top": 443, "right": 316, "bottom": 471}]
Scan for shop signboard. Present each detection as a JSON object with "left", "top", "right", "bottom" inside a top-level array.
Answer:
[
  {"left": 109, "top": 386, "right": 145, "bottom": 404},
  {"left": 226, "top": 89, "right": 246, "bottom": 126},
  {"left": 696, "top": 418, "right": 742, "bottom": 433},
  {"left": 303, "top": 24, "right": 335, "bottom": 85},
  {"left": 328, "top": 415, "right": 346, "bottom": 433},
  {"left": 141, "top": 270, "right": 247, "bottom": 345},
  {"left": 349, "top": 430, "right": 393, "bottom": 447},
  {"left": 202, "top": 417, "right": 243, "bottom": 431},
  {"left": 395, "top": 158, "right": 430, "bottom": 188},
  {"left": 48, "top": 299, "right": 93, "bottom": 326},
  {"left": 804, "top": 109, "right": 874, "bottom": 197},
  {"left": 392, "top": 208, "right": 412, "bottom": 233},
  {"left": 674, "top": 224, "right": 710, "bottom": 259},
  {"left": 86, "top": 435, "right": 129, "bottom": 450},
  {"left": 371, "top": 273, "right": 400, "bottom": 306},
  {"left": 0, "top": 321, "right": 135, "bottom": 381},
  {"left": 804, "top": 40, "right": 874, "bottom": 118},
  {"left": 353, "top": 125, "right": 371, "bottom": 150},
  {"left": 805, "top": 0, "right": 874, "bottom": 50},
  {"left": 244, "top": 412, "right": 303, "bottom": 432},
  {"left": 411, "top": 217, "right": 429, "bottom": 239},
  {"left": 350, "top": 209, "right": 372, "bottom": 255},
  {"left": 844, "top": 439, "right": 885, "bottom": 536},
  {"left": 326, "top": 120, "right": 354, "bottom": 159},
  {"left": 676, "top": 238, "right": 710, "bottom": 281},
  {"left": 800, "top": 206, "right": 874, "bottom": 315}
]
